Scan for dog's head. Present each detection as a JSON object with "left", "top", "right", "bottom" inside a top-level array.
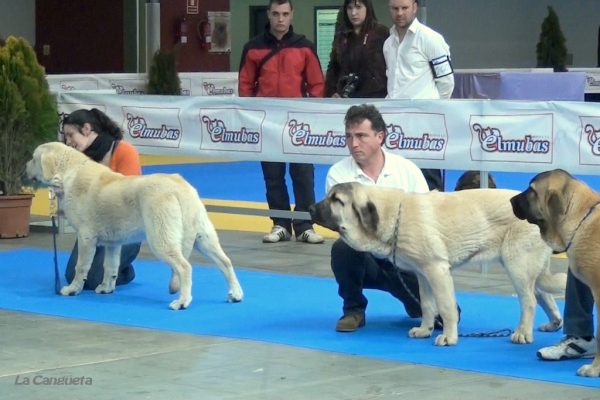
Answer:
[
  {"left": 510, "top": 169, "right": 574, "bottom": 251},
  {"left": 22, "top": 142, "right": 81, "bottom": 189},
  {"left": 309, "top": 182, "right": 379, "bottom": 247}
]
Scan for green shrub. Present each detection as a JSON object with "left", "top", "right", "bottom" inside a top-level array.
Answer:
[
  {"left": 146, "top": 46, "right": 182, "bottom": 95},
  {"left": 536, "top": 6, "right": 568, "bottom": 72},
  {"left": 0, "top": 36, "right": 58, "bottom": 195}
]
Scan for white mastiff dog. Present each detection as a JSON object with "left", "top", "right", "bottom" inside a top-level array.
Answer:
[
  {"left": 24, "top": 142, "right": 243, "bottom": 310},
  {"left": 309, "top": 182, "right": 566, "bottom": 346}
]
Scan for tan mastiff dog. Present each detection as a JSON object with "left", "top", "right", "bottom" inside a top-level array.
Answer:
[
  {"left": 511, "top": 168, "right": 600, "bottom": 377},
  {"left": 309, "top": 182, "right": 566, "bottom": 346},
  {"left": 24, "top": 142, "right": 244, "bottom": 310}
]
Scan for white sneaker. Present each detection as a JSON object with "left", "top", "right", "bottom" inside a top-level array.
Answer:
[
  {"left": 296, "top": 229, "right": 324, "bottom": 244},
  {"left": 537, "top": 336, "right": 597, "bottom": 360},
  {"left": 262, "top": 225, "right": 291, "bottom": 243}
]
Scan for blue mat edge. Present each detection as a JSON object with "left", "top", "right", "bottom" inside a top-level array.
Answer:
[{"left": 1, "top": 248, "right": 599, "bottom": 389}]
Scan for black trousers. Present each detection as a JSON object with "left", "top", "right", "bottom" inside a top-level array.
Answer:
[
  {"left": 66, "top": 240, "right": 140, "bottom": 290},
  {"left": 563, "top": 268, "right": 595, "bottom": 338},
  {"left": 261, "top": 161, "right": 315, "bottom": 235},
  {"left": 330, "top": 239, "right": 422, "bottom": 316},
  {"left": 421, "top": 168, "right": 444, "bottom": 191}
]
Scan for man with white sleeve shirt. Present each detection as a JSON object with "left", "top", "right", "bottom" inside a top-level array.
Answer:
[
  {"left": 326, "top": 104, "right": 460, "bottom": 332},
  {"left": 383, "top": 0, "right": 455, "bottom": 192}
]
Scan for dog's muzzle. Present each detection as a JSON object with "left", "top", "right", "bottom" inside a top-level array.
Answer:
[
  {"left": 20, "top": 170, "right": 39, "bottom": 188},
  {"left": 510, "top": 192, "right": 546, "bottom": 230},
  {"left": 510, "top": 193, "right": 528, "bottom": 221},
  {"left": 308, "top": 202, "right": 339, "bottom": 232}
]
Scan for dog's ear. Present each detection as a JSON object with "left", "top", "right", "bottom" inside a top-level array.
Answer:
[
  {"left": 40, "top": 152, "right": 56, "bottom": 182},
  {"left": 352, "top": 200, "right": 379, "bottom": 233},
  {"left": 546, "top": 189, "right": 565, "bottom": 216}
]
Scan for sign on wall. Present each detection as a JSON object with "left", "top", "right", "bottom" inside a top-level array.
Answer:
[
  {"left": 314, "top": 7, "right": 339, "bottom": 72},
  {"left": 208, "top": 11, "right": 231, "bottom": 53},
  {"left": 187, "top": 0, "right": 198, "bottom": 15}
]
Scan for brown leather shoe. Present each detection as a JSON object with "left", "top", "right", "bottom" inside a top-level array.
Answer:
[{"left": 335, "top": 313, "right": 366, "bottom": 332}]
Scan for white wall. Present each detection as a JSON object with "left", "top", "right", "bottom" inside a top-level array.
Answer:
[
  {"left": 427, "top": 0, "right": 600, "bottom": 68},
  {"left": 231, "top": 0, "right": 600, "bottom": 71},
  {"left": 526, "top": 0, "right": 600, "bottom": 67},
  {"left": 0, "top": 0, "right": 36, "bottom": 45}
]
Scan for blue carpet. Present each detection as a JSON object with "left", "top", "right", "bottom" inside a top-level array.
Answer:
[
  {"left": 142, "top": 162, "right": 331, "bottom": 203},
  {"left": 143, "top": 162, "right": 600, "bottom": 203},
  {"left": 1, "top": 249, "right": 598, "bottom": 388}
]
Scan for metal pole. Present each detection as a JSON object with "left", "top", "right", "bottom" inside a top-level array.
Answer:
[
  {"left": 417, "top": 0, "right": 488, "bottom": 276},
  {"left": 145, "top": 0, "right": 161, "bottom": 73},
  {"left": 479, "top": 170, "right": 490, "bottom": 275},
  {"left": 136, "top": 0, "right": 140, "bottom": 73}
]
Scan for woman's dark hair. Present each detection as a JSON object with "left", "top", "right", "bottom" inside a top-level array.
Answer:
[
  {"left": 63, "top": 108, "right": 123, "bottom": 140},
  {"left": 344, "top": 104, "right": 387, "bottom": 144},
  {"left": 454, "top": 171, "right": 497, "bottom": 191},
  {"left": 340, "top": 0, "right": 378, "bottom": 33}
]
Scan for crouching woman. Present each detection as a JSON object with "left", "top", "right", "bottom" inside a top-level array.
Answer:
[{"left": 61, "top": 108, "right": 141, "bottom": 289}]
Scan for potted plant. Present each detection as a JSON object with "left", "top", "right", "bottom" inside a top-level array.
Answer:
[
  {"left": 0, "top": 36, "right": 59, "bottom": 238},
  {"left": 536, "top": 6, "right": 568, "bottom": 72},
  {"left": 146, "top": 45, "right": 182, "bottom": 95}
]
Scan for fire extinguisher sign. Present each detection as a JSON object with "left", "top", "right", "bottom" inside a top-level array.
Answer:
[{"left": 187, "top": 0, "right": 199, "bottom": 14}]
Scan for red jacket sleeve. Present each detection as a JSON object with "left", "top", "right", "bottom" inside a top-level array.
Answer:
[
  {"left": 238, "top": 44, "right": 256, "bottom": 97},
  {"left": 304, "top": 46, "right": 325, "bottom": 98}
]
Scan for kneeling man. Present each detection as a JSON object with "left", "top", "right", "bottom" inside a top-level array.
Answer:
[{"left": 325, "top": 104, "right": 460, "bottom": 332}]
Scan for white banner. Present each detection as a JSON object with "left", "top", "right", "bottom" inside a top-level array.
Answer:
[
  {"left": 47, "top": 72, "right": 238, "bottom": 96},
  {"left": 47, "top": 69, "right": 600, "bottom": 96},
  {"left": 570, "top": 68, "right": 600, "bottom": 94},
  {"left": 55, "top": 93, "right": 600, "bottom": 175}
]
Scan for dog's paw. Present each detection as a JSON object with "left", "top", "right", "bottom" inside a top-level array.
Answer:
[
  {"left": 510, "top": 330, "right": 534, "bottom": 344},
  {"left": 169, "top": 296, "right": 192, "bottom": 310},
  {"left": 95, "top": 283, "right": 115, "bottom": 294},
  {"left": 228, "top": 286, "right": 243, "bottom": 303},
  {"left": 59, "top": 285, "right": 81, "bottom": 296},
  {"left": 408, "top": 326, "right": 433, "bottom": 339},
  {"left": 577, "top": 363, "right": 600, "bottom": 378},
  {"left": 434, "top": 334, "right": 458, "bottom": 346},
  {"left": 537, "top": 319, "right": 563, "bottom": 332}
]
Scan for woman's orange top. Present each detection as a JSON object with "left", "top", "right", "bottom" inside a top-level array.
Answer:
[{"left": 108, "top": 141, "right": 142, "bottom": 176}]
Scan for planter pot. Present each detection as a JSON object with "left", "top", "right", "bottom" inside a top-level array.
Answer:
[{"left": 0, "top": 194, "right": 34, "bottom": 238}]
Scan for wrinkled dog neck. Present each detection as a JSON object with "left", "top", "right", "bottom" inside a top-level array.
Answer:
[{"left": 352, "top": 197, "right": 401, "bottom": 259}]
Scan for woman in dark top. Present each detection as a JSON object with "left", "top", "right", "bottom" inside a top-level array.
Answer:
[{"left": 325, "top": 0, "right": 389, "bottom": 99}]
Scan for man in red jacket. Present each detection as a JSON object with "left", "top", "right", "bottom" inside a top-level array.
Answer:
[{"left": 238, "top": 0, "right": 325, "bottom": 244}]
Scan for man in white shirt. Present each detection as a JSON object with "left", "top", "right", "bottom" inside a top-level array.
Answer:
[
  {"left": 383, "top": 0, "right": 455, "bottom": 192},
  {"left": 327, "top": 104, "right": 459, "bottom": 332},
  {"left": 384, "top": 0, "right": 454, "bottom": 100}
]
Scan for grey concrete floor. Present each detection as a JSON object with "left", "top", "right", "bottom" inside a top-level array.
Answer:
[{"left": 0, "top": 228, "right": 598, "bottom": 399}]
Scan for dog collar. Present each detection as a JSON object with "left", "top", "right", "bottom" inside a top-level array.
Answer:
[
  {"left": 564, "top": 200, "right": 600, "bottom": 252},
  {"left": 50, "top": 186, "right": 64, "bottom": 199}
]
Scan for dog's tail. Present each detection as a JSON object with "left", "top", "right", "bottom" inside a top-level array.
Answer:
[{"left": 535, "top": 268, "right": 567, "bottom": 295}]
